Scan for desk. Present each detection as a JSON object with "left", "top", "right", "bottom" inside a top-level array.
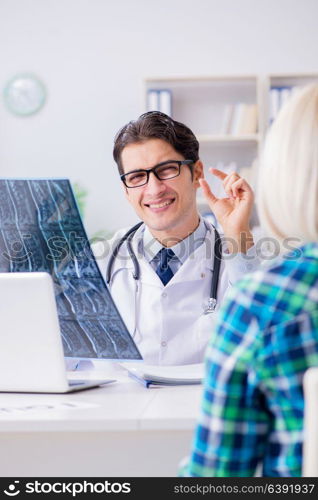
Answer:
[{"left": 0, "top": 366, "right": 202, "bottom": 477}]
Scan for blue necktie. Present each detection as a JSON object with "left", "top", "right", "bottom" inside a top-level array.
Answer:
[{"left": 155, "top": 248, "right": 175, "bottom": 286}]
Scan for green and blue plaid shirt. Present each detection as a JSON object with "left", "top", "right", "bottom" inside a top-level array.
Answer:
[{"left": 181, "top": 243, "right": 318, "bottom": 477}]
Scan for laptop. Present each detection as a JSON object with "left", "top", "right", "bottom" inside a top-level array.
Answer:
[{"left": 0, "top": 272, "right": 116, "bottom": 393}]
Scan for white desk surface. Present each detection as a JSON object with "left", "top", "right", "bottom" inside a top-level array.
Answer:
[
  {"left": 0, "top": 364, "right": 202, "bottom": 432},
  {"left": 0, "top": 364, "right": 203, "bottom": 476}
]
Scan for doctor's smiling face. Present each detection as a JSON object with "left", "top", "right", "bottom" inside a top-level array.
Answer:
[
  {"left": 114, "top": 111, "right": 203, "bottom": 246},
  {"left": 120, "top": 138, "right": 203, "bottom": 245}
]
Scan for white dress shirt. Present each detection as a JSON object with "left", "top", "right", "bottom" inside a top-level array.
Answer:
[{"left": 91, "top": 218, "right": 259, "bottom": 365}]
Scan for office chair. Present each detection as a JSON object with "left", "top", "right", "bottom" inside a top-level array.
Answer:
[{"left": 302, "top": 367, "right": 318, "bottom": 476}]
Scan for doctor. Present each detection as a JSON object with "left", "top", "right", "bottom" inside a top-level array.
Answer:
[{"left": 94, "top": 111, "right": 257, "bottom": 365}]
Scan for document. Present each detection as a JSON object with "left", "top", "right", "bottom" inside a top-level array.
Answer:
[{"left": 120, "top": 362, "right": 204, "bottom": 387}]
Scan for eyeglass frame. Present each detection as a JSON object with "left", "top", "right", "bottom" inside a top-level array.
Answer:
[{"left": 120, "top": 159, "right": 194, "bottom": 188}]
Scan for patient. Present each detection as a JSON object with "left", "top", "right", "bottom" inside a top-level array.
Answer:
[{"left": 180, "top": 83, "right": 318, "bottom": 477}]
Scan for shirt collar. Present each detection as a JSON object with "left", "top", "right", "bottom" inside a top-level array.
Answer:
[{"left": 141, "top": 217, "right": 207, "bottom": 265}]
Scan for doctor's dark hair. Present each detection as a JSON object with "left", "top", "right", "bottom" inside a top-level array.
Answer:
[{"left": 113, "top": 111, "right": 200, "bottom": 175}]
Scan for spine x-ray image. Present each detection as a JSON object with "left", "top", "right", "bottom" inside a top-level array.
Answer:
[{"left": 0, "top": 178, "right": 142, "bottom": 360}]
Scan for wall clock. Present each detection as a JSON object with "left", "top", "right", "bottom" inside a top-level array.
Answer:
[{"left": 3, "top": 73, "right": 47, "bottom": 116}]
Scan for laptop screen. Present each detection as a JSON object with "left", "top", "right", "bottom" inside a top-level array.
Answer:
[{"left": 0, "top": 178, "right": 142, "bottom": 361}]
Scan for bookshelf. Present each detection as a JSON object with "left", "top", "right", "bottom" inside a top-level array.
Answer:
[
  {"left": 265, "top": 73, "right": 318, "bottom": 128},
  {"left": 144, "top": 73, "right": 318, "bottom": 228},
  {"left": 144, "top": 75, "right": 261, "bottom": 227}
]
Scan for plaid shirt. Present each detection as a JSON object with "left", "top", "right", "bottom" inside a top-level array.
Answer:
[{"left": 180, "top": 243, "right": 318, "bottom": 477}]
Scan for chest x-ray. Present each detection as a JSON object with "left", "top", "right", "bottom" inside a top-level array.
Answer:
[{"left": 0, "top": 178, "right": 142, "bottom": 361}]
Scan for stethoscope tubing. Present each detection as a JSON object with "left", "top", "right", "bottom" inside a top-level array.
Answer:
[{"left": 106, "top": 222, "right": 222, "bottom": 313}]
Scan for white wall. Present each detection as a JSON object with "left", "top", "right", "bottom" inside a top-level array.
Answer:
[{"left": 0, "top": 0, "right": 317, "bottom": 237}]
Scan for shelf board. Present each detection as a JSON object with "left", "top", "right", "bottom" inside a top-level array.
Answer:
[
  {"left": 269, "top": 72, "right": 318, "bottom": 80},
  {"left": 145, "top": 75, "right": 258, "bottom": 83},
  {"left": 197, "top": 134, "right": 259, "bottom": 144}
]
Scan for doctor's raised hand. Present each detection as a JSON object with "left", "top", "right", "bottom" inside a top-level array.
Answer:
[{"left": 199, "top": 168, "right": 254, "bottom": 254}]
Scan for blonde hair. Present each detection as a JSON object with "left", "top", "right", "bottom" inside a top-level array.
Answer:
[{"left": 258, "top": 83, "right": 318, "bottom": 244}]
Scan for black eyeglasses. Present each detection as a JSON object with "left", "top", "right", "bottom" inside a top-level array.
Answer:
[{"left": 121, "top": 160, "right": 193, "bottom": 188}]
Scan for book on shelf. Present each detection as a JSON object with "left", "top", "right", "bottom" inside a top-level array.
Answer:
[
  {"left": 146, "top": 88, "right": 172, "bottom": 116},
  {"left": 227, "top": 103, "right": 258, "bottom": 136},
  {"left": 269, "top": 85, "right": 300, "bottom": 124},
  {"left": 240, "top": 104, "right": 258, "bottom": 135},
  {"left": 280, "top": 87, "right": 292, "bottom": 108},
  {"left": 229, "top": 102, "right": 246, "bottom": 135},
  {"left": 159, "top": 89, "right": 172, "bottom": 115},
  {"left": 219, "top": 103, "right": 234, "bottom": 134},
  {"left": 119, "top": 362, "right": 204, "bottom": 388},
  {"left": 269, "top": 87, "right": 280, "bottom": 124},
  {"left": 147, "top": 89, "right": 160, "bottom": 111}
]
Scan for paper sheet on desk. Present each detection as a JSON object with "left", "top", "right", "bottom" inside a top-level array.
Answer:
[
  {"left": 0, "top": 400, "right": 98, "bottom": 416},
  {"left": 119, "top": 362, "right": 204, "bottom": 386}
]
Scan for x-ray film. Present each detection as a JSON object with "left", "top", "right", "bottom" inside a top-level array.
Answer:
[{"left": 0, "top": 178, "right": 142, "bottom": 360}]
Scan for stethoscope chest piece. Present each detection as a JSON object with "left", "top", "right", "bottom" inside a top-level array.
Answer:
[{"left": 203, "top": 297, "right": 217, "bottom": 315}]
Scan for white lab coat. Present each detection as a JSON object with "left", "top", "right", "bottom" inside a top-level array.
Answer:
[{"left": 92, "top": 219, "right": 257, "bottom": 365}]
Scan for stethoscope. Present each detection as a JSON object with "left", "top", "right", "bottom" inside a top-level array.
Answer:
[{"left": 106, "top": 221, "right": 222, "bottom": 314}]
